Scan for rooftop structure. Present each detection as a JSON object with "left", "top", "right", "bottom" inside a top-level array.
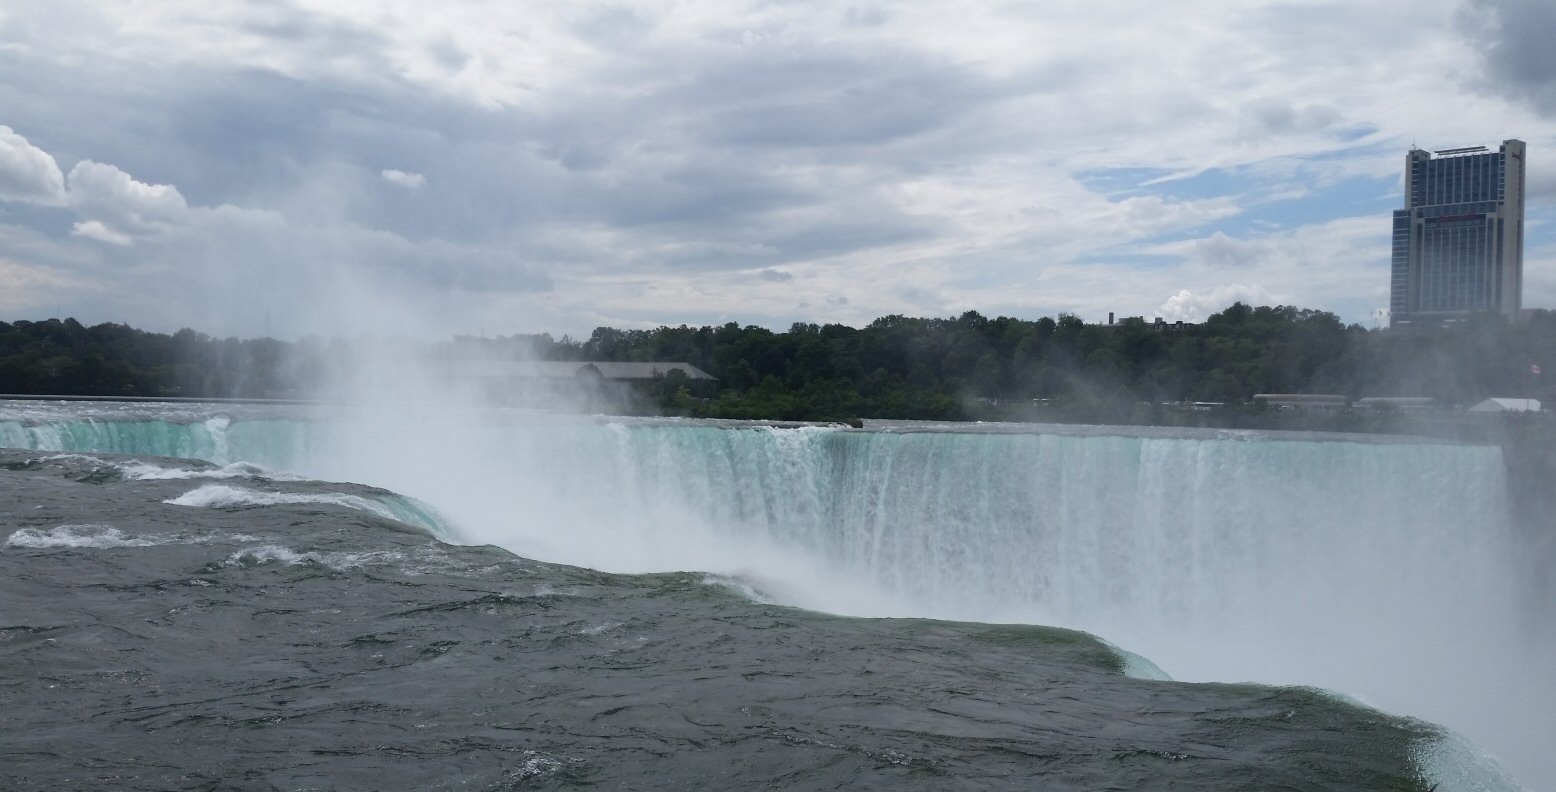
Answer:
[{"left": 1468, "top": 397, "right": 1541, "bottom": 413}]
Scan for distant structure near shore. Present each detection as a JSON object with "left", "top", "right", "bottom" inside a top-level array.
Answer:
[
  {"left": 439, "top": 360, "right": 716, "bottom": 408},
  {"left": 1389, "top": 139, "right": 1526, "bottom": 327}
]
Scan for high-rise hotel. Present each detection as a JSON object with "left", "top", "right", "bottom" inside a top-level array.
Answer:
[{"left": 1390, "top": 139, "right": 1526, "bottom": 326}]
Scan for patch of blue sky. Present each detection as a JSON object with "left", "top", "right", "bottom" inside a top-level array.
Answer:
[
  {"left": 1079, "top": 161, "right": 1295, "bottom": 202},
  {"left": 1074, "top": 250, "right": 1180, "bottom": 269},
  {"left": 1068, "top": 176, "right": 1402, "bottom": 271},
  {"left": 1524, "top": 204, "right": 1556, "bottom": 252},
  {"left": 1081, "top": 190, "right": 1393, "bottom": 257},
  {"left": 1084, "top": 139, "right": 1400, "bottom": 204},
  {"left": 1242, "top": 177, "right": 1397, "bottom": 228},
  {"left": 1526, "top": 202, "right": 1556, "bottom": 227},
  {"left": 1099, "top": 167, "right": 1402, "bottom": 248},
  {"left": 1073, "top": 167, "right": 1173, "bottom": 199}
]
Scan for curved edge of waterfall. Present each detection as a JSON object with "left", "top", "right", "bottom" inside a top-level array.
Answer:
[{"left": 1099, "top": 638, "right": 1175, "bottom": 681}]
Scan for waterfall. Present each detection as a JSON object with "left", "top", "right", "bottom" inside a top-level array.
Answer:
[{"left": 3, "top": 409, "right": 1550, "bottom": 786}]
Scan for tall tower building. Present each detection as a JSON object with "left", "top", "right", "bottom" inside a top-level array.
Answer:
[{"left": 1389, "top": 139, "right": 1526, "bottom": 326}]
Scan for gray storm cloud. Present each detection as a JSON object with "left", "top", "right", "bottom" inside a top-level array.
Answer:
[{"left": 1466, "top": 0, "right": 1556, "bottom": 114}]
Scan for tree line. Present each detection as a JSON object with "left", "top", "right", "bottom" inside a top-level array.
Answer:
[{"left": 3, "top": 306, "right": 1554, "bottom": 426}]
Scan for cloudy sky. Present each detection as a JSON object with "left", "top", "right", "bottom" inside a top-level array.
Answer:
[{"left": 2, "top": 0, "right": 1555, "bottom": 339}]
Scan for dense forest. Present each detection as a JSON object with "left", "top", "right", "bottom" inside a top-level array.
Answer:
[{"left": 3, "top": 305, "right": 1555, "bottom": 428}]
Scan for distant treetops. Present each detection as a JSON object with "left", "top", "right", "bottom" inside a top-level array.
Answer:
[{"left": 2, "top": 306, "right": 1553, "bottom": 424}]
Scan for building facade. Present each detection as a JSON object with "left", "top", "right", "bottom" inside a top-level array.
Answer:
[{"left": 1389, "top": 139, "right": 1526, "bottom": 326}]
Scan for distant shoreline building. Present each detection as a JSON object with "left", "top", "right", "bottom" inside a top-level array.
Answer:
[{"left": 1389, "top": 139, "right": 1526, "bottom": 326}]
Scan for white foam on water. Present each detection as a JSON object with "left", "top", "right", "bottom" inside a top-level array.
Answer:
[
  {"left": 2, "top": 524, "right": 260, "bottom": 550},
  {"left": 699, "top": 573, "right": 778, "bottom": 605},
  {"left": 226, "top": 542, "right": 507, "bottom": 578},
  {"left": 1413, "top": 727, "right": 1526, "bottom": 792},
  {"left": 5, "top": 524, "right": 156, "bottom": 549},
  {"left": 575, "top": 621, "right": 622, "bottom": 636},
  {"left": 223, "top": 544, "right": 406, "bottom": 571},
  {"left": 509, "top": 751, "right": 562, "bottom": 782},
  {"left": 165, "top": 484, "right": 403, "bottom": 523},
  {"left": 121, "top": 460, "right": 289, "bottom": 481},
  {"left": 41, "top": 453, "right": 113, "bottom": 466},
  {"left": 28, "top": 449, "right": 293, "bottom": 483},
  {"left": 162, "top": 483, "right": 450, "bottom": 537},
  {"left": 225, "top": 545, "right": 310, "bottom": 566}
]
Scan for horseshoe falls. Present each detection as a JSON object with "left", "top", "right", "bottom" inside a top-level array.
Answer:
[{"left": 3, "top": 401, "right": 1551, "bottom": 789}]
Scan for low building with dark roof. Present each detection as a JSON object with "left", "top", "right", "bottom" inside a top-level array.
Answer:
[
  {"left": 1252, "top": 393, "right": 1348, "bottom": 410},
  {"left": 436, "top": 360, "right": 715, "bottom": 409}
]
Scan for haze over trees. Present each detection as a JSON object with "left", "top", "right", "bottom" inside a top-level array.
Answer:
[{"left": 2, "top": 305, "right": 1554, "bottom": 426}]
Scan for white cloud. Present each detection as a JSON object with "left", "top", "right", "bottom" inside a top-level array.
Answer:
[
  {"left": 381, "top": 168, "right": 426, "bottom": 189},
  {"left": 0, "top": 125, "right": 66, "bottom": 206},
  {"left": 70, "top": 220, "right": 133, "bottom": 246},
  {"left": 1158, "top": 284, "right": 1284, "bottom": 323},
  {"left": 1177, "top": 231, "right": 1272, "bottom": 269},
  {"left": 66, "top": 161, "right": 188, "bottom": 233}
]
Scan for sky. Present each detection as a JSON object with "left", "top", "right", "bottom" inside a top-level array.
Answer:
[{"left": 3, "top": 0, "right": 1556, "bottom": 340}]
